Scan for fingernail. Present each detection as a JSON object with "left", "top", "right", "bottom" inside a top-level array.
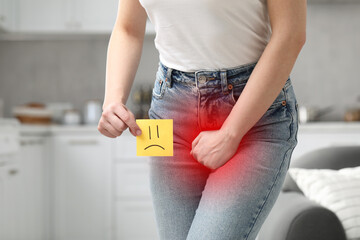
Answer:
[{"left": 136, "top": 130, "right": 142, "bottom": 136}]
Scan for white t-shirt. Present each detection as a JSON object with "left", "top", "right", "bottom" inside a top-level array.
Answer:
[{"left": 138, "top": 0, "right": 272, "bottom": 72}]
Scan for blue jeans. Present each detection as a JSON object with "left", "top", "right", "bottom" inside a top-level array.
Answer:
[{"left": 148, "top": 61, "right": 299, "bottom": 240}]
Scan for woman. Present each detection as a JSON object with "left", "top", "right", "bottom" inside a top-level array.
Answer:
[{"left": 98, "top": 0, "right": 306, "bottom": 239}]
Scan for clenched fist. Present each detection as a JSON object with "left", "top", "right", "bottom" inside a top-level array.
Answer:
[{"left": 97, "top": 102, "right": 142, "bottom": 138}]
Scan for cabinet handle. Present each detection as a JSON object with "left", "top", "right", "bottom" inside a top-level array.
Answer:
[
  {"left": 8, "top": 169, "right": 19, "bottom": 175},
  {"left": 67, "top": 139, "right": 99, "bottom": 145}
]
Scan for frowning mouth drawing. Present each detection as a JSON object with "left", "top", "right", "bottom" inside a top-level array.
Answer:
[{"left": 144, "top": 125, "right": 165, "bottom": 150}]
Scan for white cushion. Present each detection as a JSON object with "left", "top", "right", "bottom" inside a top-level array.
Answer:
[{"left": 289, "top": 167, "right": 360, "bottom": 240}]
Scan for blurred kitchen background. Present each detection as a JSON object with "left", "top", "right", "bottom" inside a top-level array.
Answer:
[{"left": 0, "top": 0, "right": 360, "bottom": 240}]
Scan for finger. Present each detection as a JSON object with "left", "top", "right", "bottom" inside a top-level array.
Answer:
[
  {"left": 99, "top": 118, "right": 122, "bottom": 137},
  {"left": 97, "top": 123, "right": 118, "bottom": 138},
  {"left": 191, "top": 150, "right": 197, "bottom": 161},
  {"left": 113, "top": 105, "right": 142, "bottom": 136},
  {"left": 101, "top": 109, "right": 128, "bottom": 133},
  {"left": 191, "top": 133, "right": 201, "bottom": 150},
  {"left": 101, "top": 128, "right": 118, "bottom": 138},
  {"left": 107, "top": 113, "right": 128, "bottom": 133},
  {"left": 198, "top": 159, "right": 204, "bottom": 166}
]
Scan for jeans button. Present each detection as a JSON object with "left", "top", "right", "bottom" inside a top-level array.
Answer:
[{"left": 198, "top": 76, "right": 206, "bottom": 83}]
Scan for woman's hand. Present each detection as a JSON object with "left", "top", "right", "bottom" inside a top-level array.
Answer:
[
  {"left": 190, "top": 128, "right": 242, "bottom": 170},
  {"left": 97, "top": 102, "right": 142, "bottom": 138}
]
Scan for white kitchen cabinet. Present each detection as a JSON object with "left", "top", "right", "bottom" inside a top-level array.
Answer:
[
  {"left": 0, "top": 133, "right": 50, "bottom": 240},
  {"left": 17, "top": 0, "right": 66, "bottom": 32},
  {"left": 12, "top": 0, "right": 155, "bottom": 34},
  {"left": 16, "top": 135, "right": 50, "bottom": 240},
  {"left": 51, "top": 132, "right": 112, "bottom": 240},
  {"left": 0, "top": 161, "right": 24, "bottom": 240},
  {"left": 116, "top": 200, "right": 159, "bottom": 240},
  {"left": 68, "top": 0, "right": 118, "bottom": 32},
  {"left": 17, "top": 0, "right": 117, "bottom": 32},
  {"left": 17, "top": 0, "right": 117, "bottom": 33},
  {"left": 0, "top": 0, "right": 18, "bottom": 31},
  {"left": 0, "top": 165, "right": 5, "bottom": 236},
  {"left": 115, "top": 160, "right": 152, "bottom": 198},
  {"left": 113, "top": 133, "right": 159, "bottom": 240},
  {"left": 0, "top": 119, "right": 23, "bottom": 240}
]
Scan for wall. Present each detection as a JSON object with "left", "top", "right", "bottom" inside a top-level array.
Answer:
[
  {"left": 291, "top": 2, "right": 360, "bottom": 120},
  {"left": 0, "top": 2, "right": 359, "bottom": 121}
]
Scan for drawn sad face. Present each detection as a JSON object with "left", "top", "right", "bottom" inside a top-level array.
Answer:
[{"left": 136, "top": 119, "right": 173, "bottom": 156}]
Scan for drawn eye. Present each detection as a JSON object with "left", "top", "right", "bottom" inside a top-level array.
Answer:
[{"left": 148, "top": 125, "right": 160, "bottom": 140}]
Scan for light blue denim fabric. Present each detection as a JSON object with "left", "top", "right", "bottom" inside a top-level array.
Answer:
[{"left": 148, "top": 61, "right": 299, "bottom": 240}]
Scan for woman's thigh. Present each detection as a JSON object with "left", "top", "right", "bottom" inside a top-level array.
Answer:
[
  {"left": 185, "top": 139, "right": 296, "bottom": 240},
  {"left": 148, "top": 143, "right": 211, "bottom": 240},
  {"left": 148, "top": 63, "right": 212, "bottom": 240}
]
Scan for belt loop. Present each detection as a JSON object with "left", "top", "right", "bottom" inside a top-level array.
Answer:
[
  {"left": 195, "top": 71, "right": 199, "bottom": 89},
  {"left": 166, "top": 67, "right": 173, "bottom": 88},
  {"left": 220, "top": 70, "right": 229, "bottom": 94}
]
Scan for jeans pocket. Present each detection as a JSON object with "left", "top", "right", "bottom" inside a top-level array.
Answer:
[
  {"left": 293, "top": 101, "right": 299, "bottom": 144},
  {"left": 230, "top": 85, "right": 288, "bottom": 113},
  {"left": 295, "top": 102, "right": 299, "bottom": 124},
  {"left": 229, "top": 83, "right": 246, "bottom": 105}
]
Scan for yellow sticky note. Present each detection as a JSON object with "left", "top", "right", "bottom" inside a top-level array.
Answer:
[{"left": 136, "top": 119, "right": 173, "bottom": 156}]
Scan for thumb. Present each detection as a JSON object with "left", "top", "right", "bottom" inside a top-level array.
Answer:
[
  {"left": 129, "top": 122, "right": 142, "bottom": 137},
  {"left": 114, "top": 103, "right": 142, "bottom": 137},
  {"left": 191, "top": 133, "right": 201, "bottom": 150}
]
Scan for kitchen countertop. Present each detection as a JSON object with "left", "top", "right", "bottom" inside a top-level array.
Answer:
[
  {"left": 18, "top": 123, "right": 100, "bottom": 136},
  {"left": 296, "top": 121, "right": 360, "bottom": 133}
]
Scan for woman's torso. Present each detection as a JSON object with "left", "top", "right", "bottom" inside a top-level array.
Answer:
[{"left": 139, "top": 0, "right": 272, "bottom": 72}]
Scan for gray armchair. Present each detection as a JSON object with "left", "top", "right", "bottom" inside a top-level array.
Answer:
[{"left": 258, "top": 146, "right": 360, "bottom": 240}]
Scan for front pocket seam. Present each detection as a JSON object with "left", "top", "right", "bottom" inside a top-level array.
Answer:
[
  {"left": 230, "top": 88, "right": 236, "bottom": 105},
  {"left": 152, "top": 89, "right": 163, "bottom": 99},
  {"left": 152, "top": 78, "right": 166, "bottom": 99},
  {"left": 230, "top": 89, "right": 287, "bottom": 110},
  {"left": 283, "top": 77, "right": 292, "bottom": 90}
]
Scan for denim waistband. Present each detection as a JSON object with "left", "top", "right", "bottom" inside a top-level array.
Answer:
[{"left": 158, "top": 60, "right": 259, "bottom": 94}]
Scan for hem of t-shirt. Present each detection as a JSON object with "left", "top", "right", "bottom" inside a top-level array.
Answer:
[{"left": 158, "top": 55, "right": 259, "bottom": 73}]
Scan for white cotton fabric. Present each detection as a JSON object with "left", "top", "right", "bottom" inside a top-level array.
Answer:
[
  {"left": 289, "top": 167, "right": 360, "bottom": 240},
  {"left": 138, "top": 0, "right": 272, "bottom": 72}
]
